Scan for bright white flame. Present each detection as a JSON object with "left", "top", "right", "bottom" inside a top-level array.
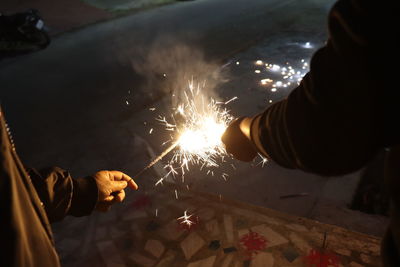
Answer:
[
  {"left": 302, "top": 42, "right": 313, "bottom": 49},
  {"left": 155, "top": 80, "right": 235, "bottom": 186},
  {"left": 179, "top": 119, "right": 225, "bottom": 153}
]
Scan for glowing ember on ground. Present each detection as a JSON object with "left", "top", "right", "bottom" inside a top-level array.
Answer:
[
  {"left": 177, "top": 210, "right": 195, "bottom": 228},
  {"left": 255, "top": 59, "right": 310, "bottom": 97},
  {"left": 260, "top": 78, "right": 273, "bottom": 85},
  {"left": 302, "top": 42, "right": 313, "bottom": 49},
  {"left": 264, "top": 60, "right": 308, "bottom": 88},
  {"left": 154, "top": 80, "right": 235, "bottom": 186}
]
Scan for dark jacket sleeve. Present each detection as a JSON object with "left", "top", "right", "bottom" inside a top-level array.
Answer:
[
  {"left": 249, "top": 0, "right": 384, "bottom": 176},
  {"left": 27, "top": 167, "right": 98, "bottom": 223}
]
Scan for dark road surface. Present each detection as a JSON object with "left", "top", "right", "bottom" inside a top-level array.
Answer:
[{"left": 1, "top": 0, "right": 321, "bottom": 166}]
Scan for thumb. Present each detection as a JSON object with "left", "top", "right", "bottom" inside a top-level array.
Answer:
[{"left": 110, "top": 180, "right": 127, "bottom": 192}]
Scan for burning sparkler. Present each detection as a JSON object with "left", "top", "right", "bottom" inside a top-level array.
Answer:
[
  {"left": 154, "top": 80, "right": 235, "bottom": 185},
  {"left": 134, "top": 80, "right": 236, "bottom": 185},
  {"left": 136, "top": 56, "right": 309, "bottom": 184}
]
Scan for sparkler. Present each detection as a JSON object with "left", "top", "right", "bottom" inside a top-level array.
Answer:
[
  {"left": 135, "top": 57, "right": 309, "bottom": 181},
  {"left": 134, "top": 80, "right": 235, "bottom": 184},
  {"left": 133, "top": 141, "right": 179, "bottom": 179},
  {"left": 156, "top": 81, "right": 235, "bottom": 185}
]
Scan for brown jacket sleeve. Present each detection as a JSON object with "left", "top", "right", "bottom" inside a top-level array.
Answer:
[
  {"left": 28, "top": 167, "right": 98, "bottom": 223},
  {"left": 249, "top": 0, "right": 387, "bottom": 176}
]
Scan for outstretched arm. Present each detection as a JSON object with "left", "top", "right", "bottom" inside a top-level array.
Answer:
[
  {"left": 223, "top": 0, "right": 384, "bottom": 176},
  {"left": 28, "top": 167, "right": 138, "bottom": 223}
]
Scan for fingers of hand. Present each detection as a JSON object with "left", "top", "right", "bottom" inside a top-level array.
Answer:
[
  {"left": 127, "top": 178, "right": 138, "bottom": 190},
  {"left": 113, "top": 190, "right": 125, "bottom": 203},
  {"left": 103, "top": 195, "right": 114, "bottom": 202},
  {"left": 101, "top": 190, "right": 125, "bottom": 204},
  {"left": 108, "top": 170, "right": 139, "bottom": 190},
  {"left": 111, "top": 180, "right": 128, "bottom": 192},
  {"left": 221, "top": 117, "right": 242, "bottom": 145},
  {"left": 108, "top": 170, "right": 131, "bottom": 181}
]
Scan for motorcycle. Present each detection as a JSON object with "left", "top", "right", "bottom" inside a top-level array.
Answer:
[{"left": 0, "top": 8, "right": 50, "bottom": 58}]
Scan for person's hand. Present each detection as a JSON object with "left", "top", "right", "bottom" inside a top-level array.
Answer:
[
  {"left": 221, "top": 117, "right": 257, "bottom": 162},
  {"left": 93, "top": 170, "right": 138, "bottom": 212}
]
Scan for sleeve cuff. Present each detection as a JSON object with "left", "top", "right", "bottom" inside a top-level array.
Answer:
[{"left": 69, "top": 176, "right": 98, "bottom": 217}]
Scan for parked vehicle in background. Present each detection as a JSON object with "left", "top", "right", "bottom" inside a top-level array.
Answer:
[{"left": 0, "top": 8, "right": 50, "bottom": 59}]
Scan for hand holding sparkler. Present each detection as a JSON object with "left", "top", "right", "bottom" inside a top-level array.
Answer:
[{"left": 221, "top": 116, "right": 258, "bottom": 162}]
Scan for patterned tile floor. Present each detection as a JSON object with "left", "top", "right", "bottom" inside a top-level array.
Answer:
[{"left": 53, "top": 184, "right": 382, "bottom": 267}]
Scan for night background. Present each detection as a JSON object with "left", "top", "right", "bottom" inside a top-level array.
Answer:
[{"left": 0, "top": 0, "right": 388, "bottom": 266}]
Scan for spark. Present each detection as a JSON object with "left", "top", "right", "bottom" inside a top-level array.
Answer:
[
  {"left": 177, "top": 210, "right": 195, "bottom": 227},
  {"left": 236, "top": 61, "right": 240, "bottom": 65},
  {"left": 254, "top": 70, "right": 261, "bottom": 74},
  {"left": 149, "top": 107, "right": 156, "bottom": 111},
  {"left": 261, "top": 59, "right": 309, "bottom": 95},
  {"left": 301, "top": 42, "right": 313, "bottom": 49},
  {"left": 256, "top": 154, "right": 268, "bottom": 167},
  {"left": 155, "top": 178, "right": 164, "bottom": 186},
  {"left": 155, "top": 208, "right": 158, "bottom": 217},
  {"left": 154, "top": 80, "right": 235, "bottom": 185},
  {"left": 175, "top": 189, "right": 178, "bottom": 199},
  {"left": 270, "top": 64, "right": 280, "bottom": 71},
  {"left": 255, "top": 60, "right": 263, "bottom": 65},
  {"left": 149, "top": 128, "right": 153, "bottom": 134},
  {"left": 224, "top": 96, "right": 238, "bottom": 105},
  {"left": 261, "top": 78, "right": 272, "bottom": 85}
]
